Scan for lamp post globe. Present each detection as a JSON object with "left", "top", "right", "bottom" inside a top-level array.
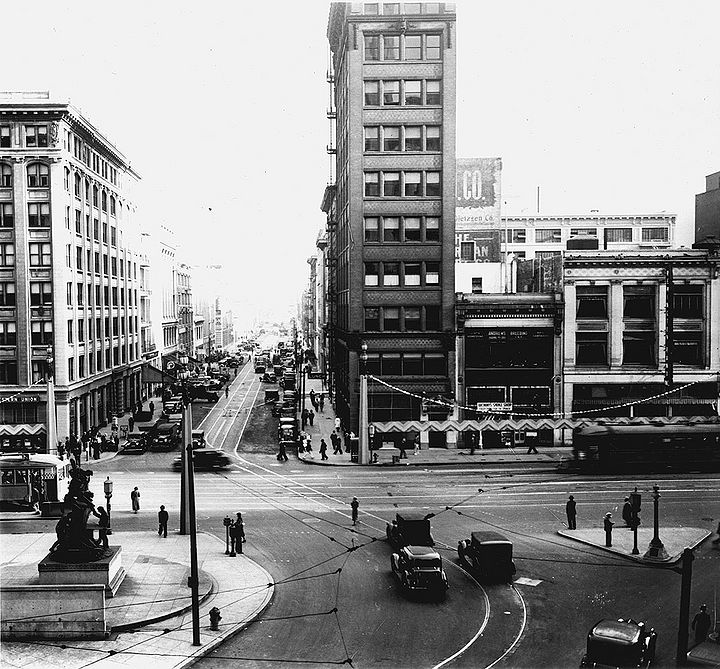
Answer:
[{"left": 103, "top": 476, "right": 113, "bottom": 524}]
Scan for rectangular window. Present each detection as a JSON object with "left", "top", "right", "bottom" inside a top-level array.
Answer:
[
  {"left": 605, "top": 227, "right": 633, "bottom": 243},
  {"left": 426, "top": 126, "right": 441, "bottom": 151},
  {"left": 31, "top": 321, "right": 53, "bottom": 345},
  {"left": 404, "top": 171, "right": 422, "bottom": 196},
  {"left": 0, "top": 203, "right": 14, "bottom": 228},
  {"left": 425, "top": 262, "right": 440, "bottom": 285},
  {"left": 94, "top": 252, "right": 100, "bottom": 274},
  {"left": 383, "top": 3, "right": 400, "bottom": 14},
  {"left": 576, "top": 286, "right": 608, "bottom": 319},
  {"left": 403, "top": 352, "right": 423, "bottom": 373},
  {"left": 383, "top": 80, "right": 400, "bottom": 105},
  {"left": 404, "top": 217, "right": 421, "bottom": 242},
  {"left": 103, "top": 254, "right": 108, "bottom": 275},
  {"left": 536, "top": 228, "right": 562, "bottom": 243},
  {"left": 570, "top": 228, "right": 597, "bottom": 237},
  {"left": 425, "top": 217, "right": 440, "bottom": 242},
  {"left": 404, "top": 262, "right": 421, "bottom": 286},
  {"left": 426, "top": 80, "right": 441, "bottom": 105},
  {"left": 0, "top": 321, "right": 17, "bottom": 345},
  {"left": 673, "top": 332, "right": 703, "bottom": 366},
  {"left": 384, "top": 35, "right": 400, "bottom": 60},
  {"left": 383, "top": 172, "right": 400, "bottom": 196},
  {"left": 576, "top": 332, "right": 608, "bottom": 366},
  {"left": 364, "top": 81, "right": 380, "bottom": 106},
  {"left": 67, "top": 319, "right": 73, "bottom": 343},
  {"left": 364, "top": 217, "right": 380, "bottom": 243},
  {"left": 673, "top": 285, "right": 703, "bottom": 318},
  {"left": 425, "top": 34, "right": 442, "bottom": 59},
  {"left": 28, "top": 203, "right": 50, "bottom": 227},
  {"left": 75, "top": 246, "right": 83, "bottom": 270},
  {"left": 0, "top": 361, "right": 18, "bottom": 384},
  {"left": 622, "top": 331, "right": 655, "bottom": 366},
  {"left": 78, "top": 319, "right": 85, "bottom": 343},
  {"left": 25, "top": 125, "right": 48, "bottom": 147},
  {"left": 405, "top": 35, "right": 422, "bottom": 59},
  {"left": 32, "top": 362, "right": 44, "bottom": 384},
  {"left": 0, "top": 243, "right": 15, "bottom": 267},
  {"left": 383, "top": 126, "right": 400, "bottom": 151},
  {"left": 404, "top": 80, "right": 422, "bottom": 105},
  {"left": 364, "top": 3, "right": 379, "bottom": 14},
  {"left": 68, "top": 357, "right": 74, "bottom": 382},
  {"left": 404, "top": 126, "right": 422, "bottom": 151},
  {"left": 383, "top": 309, "right": 400, "bottom": 332},
  {"left": 0, "top": 126, "right": 10, "bottom": 148},
  {"left": 383, "top": 262, "right": 400, "bottom": 286},
  {"left": 364, "top": 262, "right": 379, "bottom": 287},
  {"left": 472, "top": 277, "right": 483, "bottom": 294},
  {"left": 383, "top": 217, "right": 400, "bottom": 242},
  {"left": 404, "top": 309, "right": 422, "bottom": 331},
  {"left": 364, "top": 126, "right": 379, "bottom": 152},
  {"left": 642, "top": 227, "right": 669, "bottom": 242},
  {"left": 29, "top": 282, "right": 52, "bottom": 306},
  {"left": 425, "top": 305, "right": 441, "bottom": 330},
  {"left": 424, "top": 353, "right": 446, "bottom": 375},
  {"left": 364, "top": 34, "right": 380, "bottom": 60},
  {"left": 0, "top": 164, "right": 11, "bottom": 187},
  {"left": 93, "top": 218, "right": 99, "bottom": 240},
  {"left": 623, "top": 286, "right": 655, "bottom": 319},
  {"left": 425, "top": 171, "right": 441, "bottom": 196},
  {"left": 77, "top": 282, "right": 84, "bottom": 306},
  {"left": 66, "top": 283, "right": 72, "bottom": 306},
  {"left": 364, "top": 307, "right": 380, "bottom": 330},
  {"left": 364, "top": 172, "right": 380, "bottom": 197},
  {"left": 111, "top": 257, "right": 117, "bottom": 277},
  {"left": 460, "top": 241, "right": 475, "bottom": 261},
  {"left": 0, "top": 282, "right": 15, "bottom": 307},
  {"left": 29, "top": 243, "right": 51, "bottom": 266}
]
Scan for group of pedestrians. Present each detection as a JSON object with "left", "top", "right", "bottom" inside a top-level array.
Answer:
[{"left": 58, "top": 428, "right": 120, "bottom": 462}]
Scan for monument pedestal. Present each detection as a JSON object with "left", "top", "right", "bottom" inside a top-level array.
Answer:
[{"left": 38, "top": 546, "right": 126, "bottom": 597}]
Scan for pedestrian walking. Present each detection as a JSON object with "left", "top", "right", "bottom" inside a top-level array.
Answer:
[
  {"left": 93, "top": 506, "right": 110, "bottom": 550},
  {"left": 309, "top": 388, "right": 316, "bottom": 407},
  {"left": 622, "top": 496, "right": 633, "bottom": 527},
  {"left": 131, "top": 487, "right": 141, "bottom": 513},
  {"left": 149, "top": 401, "right": 155, "bottom": 415},
  {"left": 225, "top": 386, "right": 229, "bottom": 399},
  {"left": 128, "top": 415, "right": 135, "bottom": 432},
  {"left": 319, "top": 393, "right": 325, "bottom": 412},
  {"left": 278, "top": 441, "right": 289, "bottom": 462},
  {"left": 57, "top": 440, "right": 65, "bottom": 460},
  {"left": 413, "top": 435, "right": 420, "bottom": 455},
  {"left": 305, "top": 434, "right": 312, "bottom": 452},
  {"left": 526, "top": 441, "right": 539, "bottom": 454},
  {"left": 158, "top": 505, "right": 169, "bottom": 538},
  {"left": 691, "top": 604, "right": 712, "bottom": 644},
  {"left": 331, "top": 432, "right": 341, "bottom": 455},
  {"left": 92, "top": 438, "right": 100, "bottom": 460},
  {"left": 308, "top": 409, "right": 315, "bottom": 426},
  {"left": 351, "top": 497, "right": 359, "bottom": 525},
  {"left": 603, "top": 512, "right": 614, "bottom": 547},
  {"left": 398, "top": 437, "right": 408, "bottom": 459},
  {"left": 301, "top": 408, "right": 308, "bottom": 429},
  {"left": 320, "top": 439, "right": 328, "bottom": 460},
  {"left": 566, "top": 495, "right": 577, "bottom": 530}
]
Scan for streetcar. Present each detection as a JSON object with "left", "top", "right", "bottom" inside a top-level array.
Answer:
[
  {"left": 0, "top": 453, "right": 70, "bottom": 507},
  {"left": 570, "top": 423, "right": 720, "bottom": 473}
]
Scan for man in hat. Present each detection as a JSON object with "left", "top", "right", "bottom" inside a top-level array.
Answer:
[
  {"left": 691, "top": 604, "right": 711, "bottom": 644},
  {"left": 604, "top": 512, "right": 614, "bottom": 547},
  {"left": 566, "top": 495, "right": 577, "bottom": 530}
]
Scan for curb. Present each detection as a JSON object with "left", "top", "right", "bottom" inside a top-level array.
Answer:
[{"left": 296, "top": 454, "right": 562, "bottom": 470}]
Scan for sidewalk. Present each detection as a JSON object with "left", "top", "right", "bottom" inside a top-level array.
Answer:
[
  {"left": 296, "top": 373, "right": 571, "bottom": 468},
  {"left": 0, "top": 529, "right": 273, "bottom": 669}
]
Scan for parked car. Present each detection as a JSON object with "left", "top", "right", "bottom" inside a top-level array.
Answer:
[
  {"left": 580, "top": 618, "right": 657, "bottom": 668},
  {"left": 148, "top": 421, "right": 181, "bottom": 451},
  {"left": 161, "top": 398, "right": 183, "bottom": 419},
  {"left": 173, "top": 448, "right": 231, "bottom": 472},
  {"left": 391, "top": 545, "right": 448, "bottom": 599},
  {"left": 386, "top": 512, "right": 434, "bottom": 550},
  {"left": 189, "top": 386, "right": 219, "bottom": 403},
  {"left": 457, "top": 531, "right": 516, "bottom": 582},
  {"left": 265, "top": 389, "right": 280, "bottom": 405},
  {"left": 261, "top": 372, "right": 277, "bottom": 384},
  {"left": 192, "top": 430, "right": 206, "bottom": 449},
  {"left": 123, "top": 431, "right": 148, "bottom": 455}
]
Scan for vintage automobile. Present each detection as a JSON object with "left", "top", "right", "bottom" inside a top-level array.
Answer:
[
  {"left": 192, "top": 430, "right": 206, "bottom": 449},
  {"left": 386, "top": 512, "right": 434, "bottom": 550},
  {"left": 264, "top": 389, "right": 280, "bottom": 405},
  {"left": 261, "top": 372, "right": 277, "bottom": 384},
  {"left": 580, "top": 618, "right": 657, "bottom": 668},
  {"left": 122, "top": 431, "right": 148, "bottom": 455},
  {"left": 161, "top": 398, "right": 183, "bottom": 419},
  {"left": 189, "top": 386, "right": 219, "bottom": 403},
  {"left": 391, "top": 545, "right": 448, "bottom": 599},
  {"left": 148, "top": 421, "right": 181, "bottom": 451},
  {"left": 457, "top": 531, "right": 517, "bottom": 582},
  {"left": 173, "top": 448, "right": 231, "bottom": 472}
]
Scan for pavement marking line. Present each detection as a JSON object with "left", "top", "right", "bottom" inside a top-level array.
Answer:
[
  {"left": 197, "top": 362, "right": 254, "bottom": 435},
  {"left": 204, "top": 368, "right": 255, "bottom": 444},
  {"left": 214, "top": 375, "right": 260, "bottom": 450},
  {"left": 234, "top": 379, "right": 263, "bottom": 445},
  {"left": 484, "top": 584, "right": 528, "bottom": 669}
]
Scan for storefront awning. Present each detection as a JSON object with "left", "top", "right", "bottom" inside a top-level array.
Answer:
[{"left": 0, "top": 424, "right": 46, "bottom": 436}]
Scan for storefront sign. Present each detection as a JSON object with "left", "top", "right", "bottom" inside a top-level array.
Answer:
[{"left": 476, "top": 402, "right": 513, "bottom": 412}]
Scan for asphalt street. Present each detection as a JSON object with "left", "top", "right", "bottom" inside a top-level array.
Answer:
[{"left": 3, "top": 362, "right": 719, "bottom": 668}]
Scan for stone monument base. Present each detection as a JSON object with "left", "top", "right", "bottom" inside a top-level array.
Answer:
[{"left": 38, "top": 546, "right": 125, "bottom": 597}]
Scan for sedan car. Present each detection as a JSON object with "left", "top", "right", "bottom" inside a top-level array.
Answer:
[
  {"left": 580, "top": 618, "right": 657, "bottom": 668},
  {"left": 122, "top": 432, "right": 148, "bottom": 455},
  {"left": 173, "top": 448, "right": 231, "bottom": 472},
  {"left": 391, "top": 545, "right": 448, "bottom": 600}
]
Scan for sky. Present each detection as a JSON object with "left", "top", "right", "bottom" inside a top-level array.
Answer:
[{"left": 4, "top": 0, "right": 720, "bottom": 323}]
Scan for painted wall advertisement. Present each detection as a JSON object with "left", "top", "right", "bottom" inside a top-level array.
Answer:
[{"left": 455, "top": 157, "right": 502, "bottom": 230}]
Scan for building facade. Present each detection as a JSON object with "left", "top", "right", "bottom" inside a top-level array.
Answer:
[
  {"left": 695, "top": 171, "right": 720, "bottom": 245},
  {"left": 324, "top": 2, "right": 457, "bottom": 433},
  {"left": 176, "top": 262, "right": 193, "bottom": 356},
  {"left": 0, "top": 92, "right": 143, "bottom": 450}
]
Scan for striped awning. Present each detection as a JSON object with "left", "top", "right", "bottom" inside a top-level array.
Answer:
[{"left": 0, "top": 424, "right": 46, "bottom": 436}]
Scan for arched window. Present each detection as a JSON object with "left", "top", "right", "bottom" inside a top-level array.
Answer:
[
  {"left": 109, "top": 195, "right": 116, "bottom": 216},
  {"left": 0, "top": 163, "right": 11, "bottom": 188},
  {"left": 92, "top": 185, "right": 98, "bottom": 207},
  {"left": 101, "top": 190, "right": 107, "bottom": 212},
  {"left": 26, "top": 163, "right": 49, "bottom": 188},
  {"left": 85, "top": 179, "right": 90, "bottom": 202},
  {"left": 74, "top": 173, "right": 81, "bottom": 197},
  {"left": 64, "top": 167, "right": 70, "bottom": 191}
]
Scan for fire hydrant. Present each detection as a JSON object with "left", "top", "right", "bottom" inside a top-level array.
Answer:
[{"left": 209, "top": 607, "right": 222, "bottom": 631}]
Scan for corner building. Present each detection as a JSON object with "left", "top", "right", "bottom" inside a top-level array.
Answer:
[
  {"left": 0, "top": 92, "right": 142, "bottom": 451},
  {"left": 324, "top": 3, "right": 456, "bottom": 434}
]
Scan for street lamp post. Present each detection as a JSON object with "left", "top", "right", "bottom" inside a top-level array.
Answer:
[
  {"left": 104, "top": 476, "right": 113, "bottom": 527},
  {"left": 643, "top": 484, "right": 669, "bottom": 561},
  {"left": 358, "top": 343, "right": 370, "bottom": 465},
  {"left": 46, "top": 346, "right": 57, "bottom": 456},
  {"left": 223, "top": 515, "right": 232, "bottom": 555}
]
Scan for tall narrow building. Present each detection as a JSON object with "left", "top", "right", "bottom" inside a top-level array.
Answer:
[
  {"left": 0, "top": 92, "right": 143, "bottom": 451},
  {"left": 323, "top": 3, "right": 457, "bottom": 437}
]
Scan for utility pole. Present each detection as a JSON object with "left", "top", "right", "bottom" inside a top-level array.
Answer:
[
  {"left": 186, "top": 439, "right": 201, "bottom": 646},
  {"left": 665, "top": 264, "right": 674, "bottom": 418},
  {"left": 644, "top": 485, "right": 669, "bottom": 561},
  {"left": 358, "top": 343, "right": 369, "bottom": 465}
]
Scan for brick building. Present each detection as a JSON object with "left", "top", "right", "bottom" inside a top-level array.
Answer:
[{"left": 323, "top": 2, "right": 457, "bottom": 434}]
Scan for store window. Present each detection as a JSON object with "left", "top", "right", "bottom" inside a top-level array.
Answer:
[
  {"left": 576, "top": 332, "right": 608, "bottom": 366},
  {"left": 622, "top": 331, "right": 655, "bottom": 366},
  {"left": 623, "top": 286, "right": 655, "bottom": 319},
  {"left": 576, "top": 286, "right": 607, "bottom": 319}
]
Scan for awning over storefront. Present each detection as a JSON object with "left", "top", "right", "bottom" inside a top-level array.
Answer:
[
  {"left": 142, "top": 365, "right": 176, "bottom": 385},
  {"left": 0, "top": 424, "right": 46, "bottom": 436}
]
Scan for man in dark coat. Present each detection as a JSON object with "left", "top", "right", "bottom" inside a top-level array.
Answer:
[
  {"left": 566, "top": 495, "right": 577, "bottom": 530},
  {"left": 691, "top": 604, "right": 711, "bottom": 644},
  {"left": 622, "top": 497, "right": 633, "bottom": 527},
  {"left": 158, "top": 505, "right": 169, "bottom": 538},
  {"left": 604, "top": 512, "right": 614, "bottom": 547}
]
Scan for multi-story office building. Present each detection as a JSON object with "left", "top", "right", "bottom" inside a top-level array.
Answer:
[
  {"left": 0, "top": 92, "right": 143, "bottom": 450},
  {"left": 176, "top": 262, "right": 193, "bottom": 356},
  {"left": 695, "top": 171, "right": 720, "bottom": 246},
  {"left": 324, "top": 2, "right": 457, "bottom": 432}
]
